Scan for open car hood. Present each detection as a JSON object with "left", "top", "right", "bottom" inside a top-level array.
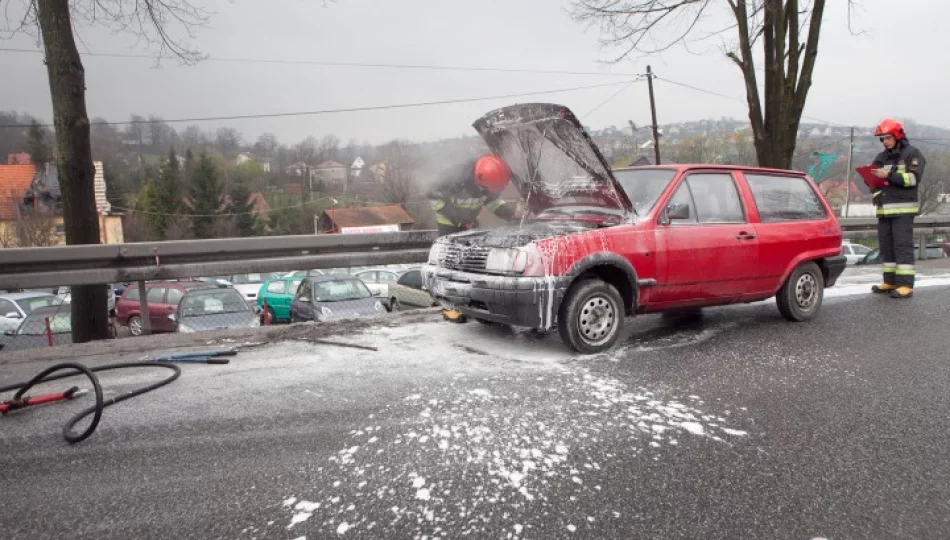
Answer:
[{"left": 473, "top": 103, "right": 633, "bottom": 215}]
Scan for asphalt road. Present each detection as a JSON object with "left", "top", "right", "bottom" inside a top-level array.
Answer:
[{"left": 2, "top": 284, "right": 950, "bottom": 539}]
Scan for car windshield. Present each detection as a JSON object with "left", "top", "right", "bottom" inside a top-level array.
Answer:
[
  {"left": 19, "top": 296, "right": 59, "bottom": 315},
  {"left": 230, "top": 273, "right": 274, "bottom": 284},
  {"left": 614, "top": 168, "right": 678, "bottom": 215},
  {"left": 180, "top": 290, "right": 250, "bottom": 316},
  {"left": 312, "top": 279, "right": 372, "bottom": 302},
  {"left": 18, "top": 312, "right": 71, "bottom": 335}
]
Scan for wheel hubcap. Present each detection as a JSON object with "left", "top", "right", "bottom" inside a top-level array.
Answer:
[
  {"left": 578, "top": 295, "right": 616, "bottom": 345},
  {"left": 130, "top": 318, "right": 142, "bottom": 335},
  {"left": 795, "top": 274, "right": 818, "bottom": 309}
]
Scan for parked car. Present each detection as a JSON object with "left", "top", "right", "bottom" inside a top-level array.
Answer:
[
  {"left": 54, "top": 285, "right": 117, "bottom": 311},
  {"left": 2, "top": 305, "right": 73, "bottom": 351},
  {"left": 256, "top": 276, "right": 305, "bottom": 323},
  {"left": 354, "top": 269, "right": 402, "bottom": 304},
  {"left": 388, "top": 267, "right": 438, "bottom": 311},
  {"left": 227, "top": 273, "right": 279, "bottom": 306},
  {"left": 841, "top": 242, "right": 874, "bottom": 265},
  {"left": 856, "top": 244, "right": 947, "bottom": 265},
  {"left": 171, "top": 287, "right": 260, "bottom": 333},
  {"left": 0, "top": 291, "right": 60, "bottom": 347},
  {"left": 290, "top": 275, "right": 387, "bottom": 323},
  {"left": 115, "top": 281, "right": 216, "bottom": 336},
  {"left": 423, "top": 103, "right": 846, "bottom": 354}
]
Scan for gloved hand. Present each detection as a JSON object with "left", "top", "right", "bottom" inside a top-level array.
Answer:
[{"left": 871, "top": 190, "right": 883, "bottom": 207}]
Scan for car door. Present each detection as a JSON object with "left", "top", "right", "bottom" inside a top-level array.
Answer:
[
  {"left": 740, "top": 172, "right": 832, "bottom": 288},
  {"left": 146, "top": 287, "right": 170, "bottom": 331},
  {"left": 653, "top": 172, "right": 761, "bottom": 303},
  {"left": 290, "top": 279, "right": 313, "bottom": 321},
  {"left": 395, "top": 270, "right": 429, "bottom": 308}
]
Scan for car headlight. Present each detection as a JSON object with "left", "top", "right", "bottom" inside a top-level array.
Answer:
[
  {"left": 178, "top": 324, "right": 195, "bottom": 333},
  {"left": 486, "top": 248, "right": 529, "bottom": 274},
  {"left": 428, "top": 242, "right": 446, "bottom": 264}
]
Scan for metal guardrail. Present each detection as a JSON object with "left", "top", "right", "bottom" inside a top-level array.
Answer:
[{"left": 0, "top": 230, "right": 438, "bottom": 290}]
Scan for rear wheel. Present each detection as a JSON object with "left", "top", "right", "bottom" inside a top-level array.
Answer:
[
  {"left": 128, "top": 315, "right": 143, "bottom": 337},
  {"left": 777, "top": 261, "right": 824, "bottom": 322},
  {"left": 557, "top": 279, "right": 624, "bottom": 354},
  {"left": 389, "top": 297, "right": 400, "bottom": 311}
]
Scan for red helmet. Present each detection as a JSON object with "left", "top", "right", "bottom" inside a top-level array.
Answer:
[
  {"left": 473, "top": 155, "right": 511, "bottom": 193},
  {"left": 874, "top": 118, "right": 905, "bottom": 140}
]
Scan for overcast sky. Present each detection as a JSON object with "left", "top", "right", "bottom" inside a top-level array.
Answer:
[{"left": 2, "top": 0, "right": 947, "bottom": 146}]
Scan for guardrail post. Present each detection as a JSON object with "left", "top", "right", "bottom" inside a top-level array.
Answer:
[
  {"left": 44, "top": 317, "right": 53, "bottom": 347},
  {"left": 919, "top": 234, "right": 928, "bottom": 261},
  {"left": 137, "top": 280, "right": 152, "bottom": 336},
  {"left": 262, "top": 298, "right": 271, "bottom": 325}
]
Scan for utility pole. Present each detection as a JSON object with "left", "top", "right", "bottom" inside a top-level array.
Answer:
[
  {"left": 646, "top": 65, "right": 661, "bottom": 165},
  {"left": 843, "top": 127, "right": 854, "bottom": 217}
]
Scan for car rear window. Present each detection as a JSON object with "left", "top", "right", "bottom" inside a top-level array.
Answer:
[
  {"left": 744, "top": 174, "right": 827, "bottom": 222},
  {"left": 20, "top": 296, "right": 59, "bottom": 314}
]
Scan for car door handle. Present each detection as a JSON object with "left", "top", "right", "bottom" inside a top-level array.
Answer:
[{"left": 736, "top": 232, "right": 756, "bottom": 240}]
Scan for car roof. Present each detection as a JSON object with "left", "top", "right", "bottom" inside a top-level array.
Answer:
[
  {"left": 25, "top": 305, "right": 68, "bottom": 316},
  {"left": 183, "top": 286, "right": 242, "bottom": 296},
  {"left": 0, "top": 291, "right": 55, "bottom": 300},
  {"left": 613, "top": 164, "right": 809, "bottom": 177},
  {"left": 149, "top": 280, "right": 215, "bottom": 289},
  {"left": 305, "top": 274, "right": 362, "bottom": 282}
]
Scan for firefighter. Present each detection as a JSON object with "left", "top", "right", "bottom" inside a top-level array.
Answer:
[
  {"left": 427, "top": 154, "right": 516, "bottom": 322},
  {"left": 427, "top": 154, "right": 515, "bottom": 235},
  {"left": 869, "top": 118, "right": 926, "bottom": 299}
]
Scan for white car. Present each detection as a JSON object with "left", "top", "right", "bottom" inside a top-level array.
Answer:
[
  {"left": 841, "top": 243, "right": 873, "bottom": 265},
  {"left": 227, "top": 273, "right": 279, "bottom": 305},
  {"left": 354, "top": 269, "right": 402, "bottom": 299},
  {"left": 0, "top": 292, "right": 61, "bottom": 346}
]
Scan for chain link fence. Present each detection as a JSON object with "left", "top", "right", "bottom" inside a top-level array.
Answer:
[{"left": 0, "top": 264, "right": 440, "bottom": 352}]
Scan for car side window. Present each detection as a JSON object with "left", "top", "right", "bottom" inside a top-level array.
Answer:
[
  {"left": 400, "top": 270, "right": 423, "bottom": 289},
  {"left": 295, "top": 280, "right": 311, "bottom": 300},
  {"left": 744, "top": 173, "right": 827, "bottom": 222},
  {"left": 124, "top": 288, "right": 140, "bottom": 301},
  {"left": 685, "top": 173, "right": 746, "bottom": 224},
  {"left": 267, "top": 281, "right": 286, "bottom": 294},
  {"left": 668, "top": 181, "right": 699, "bottom": 224},
  {"left": 147, "top": 288, "right": 166, "bottom": 303},
  {"left": 0, "top": 299, "right": 17, "bottom": 316},
  {"left": 166, "top": 288, "right": 184, "bottom": 305},
  {"left": 379, "top": 272, "right": 398, "bottom": 282}
]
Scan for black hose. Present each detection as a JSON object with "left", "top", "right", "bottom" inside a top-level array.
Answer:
[{"left": 0, "top": 361, "right": 181, "bottom": 444}]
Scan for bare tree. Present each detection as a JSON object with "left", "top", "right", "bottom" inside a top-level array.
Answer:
[
  {"left": 377, "top": 141, "right": 420, "bottom": 204},
  {"left": 1, "top": 0, "right": 209, "bottom": 343},
  {"left": 215, "top": 127, "right": 243, "bottom": 157},
  {"left": 572, "top": 0, "right": 861, "bottom": 169},
  {"left": 0, "top": 210, "right": 60, "bottom": 248},
  {"left": 919, "top": 150, "right": 950, "bottom": 215}
]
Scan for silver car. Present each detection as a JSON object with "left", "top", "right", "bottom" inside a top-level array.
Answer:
[
  {"left": 0, "top": 292, "right": 60, "bottom": 346},
  {"left": 171, "top": 287, "right": 261, "bottom": 333}
]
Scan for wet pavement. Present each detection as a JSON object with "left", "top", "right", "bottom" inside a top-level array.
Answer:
[{"left": 2, "top": 277, "right": 950, "bottom": 539}]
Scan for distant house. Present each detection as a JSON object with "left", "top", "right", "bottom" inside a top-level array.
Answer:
[
  {"left": 247, "top": 192, "right": 272, "bottom": 217},
  {"left": 285, "top": 161, "right": 309, "bottom": 177},
  {"left": 311, "top": 160, "right": 347, "bottom": 191},
  {"left": 317, "top": 204, "right": 415, "bottom": 234},
  {"left": 235, "top": 152, "right": 271, "bottom": 173},
  {"left": 7, "top": 153, "right": 30, "bottom": 165},
  {"left": 0, "top": 161, "right": 123, "bottom": 246}
]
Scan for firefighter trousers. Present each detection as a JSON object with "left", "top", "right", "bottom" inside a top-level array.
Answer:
[{"left": 878, "top": 215, "right": 916, "bottom": 288}]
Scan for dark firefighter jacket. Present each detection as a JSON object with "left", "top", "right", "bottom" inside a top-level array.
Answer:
[
  {"left": 426, "top": 158, "right": 514, "bottom": 228},
  {"left": 871, "top": 140, "right": 926, "bottom": 217}
]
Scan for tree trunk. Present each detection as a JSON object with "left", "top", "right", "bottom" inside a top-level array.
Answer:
[{"left": 36, "top": 0, "right": 109, "bottom": 342}]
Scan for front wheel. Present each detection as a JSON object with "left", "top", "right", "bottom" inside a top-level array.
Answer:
[
  {"left": 557, "top": 279, "right": 624, "bottom": 354},
  {"left": 128, "top": 315, "right": 143, "bottom": 337},
  {"left": 776, "top": 261, "right": 824, "bottom": 322}
]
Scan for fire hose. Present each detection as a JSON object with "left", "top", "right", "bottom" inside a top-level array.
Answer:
[{"left": 0, "top": 351, "right": 233, "bottom": 444}]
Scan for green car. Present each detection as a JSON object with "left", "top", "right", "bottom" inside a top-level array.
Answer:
[{"left": 256, "top": 276, "right": 305, "bottom": 323}]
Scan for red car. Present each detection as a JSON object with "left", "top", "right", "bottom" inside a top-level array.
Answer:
[
  {"left": 423, "top": 103, "right": 847, "bottom": 354},
  {"left": 115, "top": 280, "right": 215, "bottom": 336}
]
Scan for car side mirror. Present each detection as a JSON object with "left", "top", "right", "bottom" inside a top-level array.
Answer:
[
  {"left": 4, "top": 312, "right": 21, "bottom": 319},
  {"left": 167, "top": 314, "right": 177, "bottom": 323},
  {"left": 3, "top": 329, "right": 14, "bottom": 336},
  {"left": 668, "top": 203, "right": 691, "bottom": 220}
]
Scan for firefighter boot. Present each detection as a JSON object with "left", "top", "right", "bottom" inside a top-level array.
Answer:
[
  {"left": 442, "top": 309, "right": 468, "bottom": 323},
  {"left": 889, "top": 286, "right": 913, "bottom": 299},
  {"left": 871, "top": 283, "right": 897, "bottom": 294}
]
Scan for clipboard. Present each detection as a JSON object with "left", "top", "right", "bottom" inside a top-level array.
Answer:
[{"left": 856, "top": 165, "right": 888, "bottom": 189}]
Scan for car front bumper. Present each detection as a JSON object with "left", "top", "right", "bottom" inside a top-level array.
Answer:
[{"left": 421, "top": 264, "right": 569, "bottom": 329}]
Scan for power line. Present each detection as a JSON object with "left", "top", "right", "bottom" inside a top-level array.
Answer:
[
  {"left": 581, "top": 78, "right": 644, "bottom": 119},
  {"left": 0, "top": 80, "right": 640, "bottom": 129},
  {"left": 0, "top": 47, "right": 641, "bottom": 77},
  {"left": 653, "top": 75, "right": 853, "bottom": 129}
]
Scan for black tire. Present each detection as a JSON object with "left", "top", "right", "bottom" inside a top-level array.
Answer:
[
  {"left": 557, "top": 279, "right": 624, "bottom": 354},
  {"left": 389, "top": 297, "right": 400, "bottom": 311},
  {"left": 128, "top": 315, "right": 143, "bottom": 337},
  {"left": 474, "top": 318, "right": 495, "bottom": 325},
  {"left": 776, "top": 261, "right": 824, "bottom": 322}
]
